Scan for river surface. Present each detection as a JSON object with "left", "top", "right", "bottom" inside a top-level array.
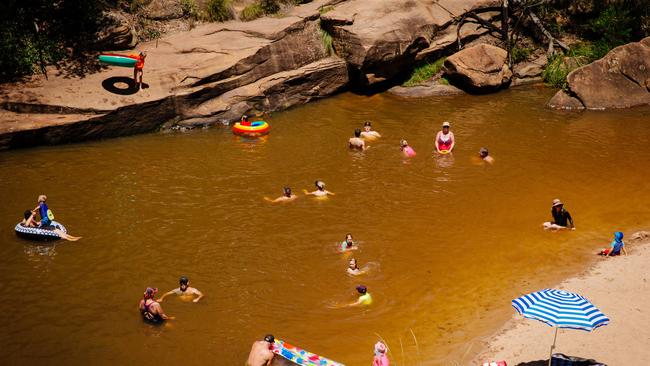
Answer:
[{"left": 1, "top": 86, "right": 650, "bottom": 366}]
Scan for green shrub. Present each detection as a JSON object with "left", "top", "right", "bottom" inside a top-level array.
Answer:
[
  {"left": 240, "top": 3, "right": 264, "bottom": 21},
  {"left": 320, "top": 27, "right": 334, "bottom": 55},
  {"left": 511, "top": 47, "right": 532, "bottom": 63},
  {"left": 260, "top": 0, "right": 280, "bottom": 14},
  {"left": 206, "top": 0, "right": 233, "bottom": 22},
  {"left": 181, "top": 0, "right": 200, "bottom": 19},
  {"left": 439, "top": 77, "right": 449, "bottom": 85},
  {"left": 403, "top": 57, "right": 446, "bottom": 87},
  {"left": 542, "top": 54, "right": 571, "bottom": 89},
  {"left": 319, "top": 5, "right": 334, "bottom": 14},
  {"left": 589, "top": 5, "right": 632, "bottom": 51}
]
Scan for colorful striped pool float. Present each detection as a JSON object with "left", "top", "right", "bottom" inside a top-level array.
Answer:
[{"left": 272, "top": 339, "right": 345, "bottom": 366}]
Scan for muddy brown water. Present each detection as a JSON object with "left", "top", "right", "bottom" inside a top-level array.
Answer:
[{"left": 1, "top": 86, "right": 650, "bottom": 366}]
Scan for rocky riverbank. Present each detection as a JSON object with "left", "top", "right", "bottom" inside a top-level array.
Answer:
[{"left": 1, "top": 0, "right": 649, "bottom": 150}]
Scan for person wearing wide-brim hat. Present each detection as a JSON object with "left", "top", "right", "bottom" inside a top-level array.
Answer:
[
  {"left": 543, "top": 198, "right": 575, "bottom": 230},
  {"left": 435, "top": 121, "right": 455, "bottom": 154}
]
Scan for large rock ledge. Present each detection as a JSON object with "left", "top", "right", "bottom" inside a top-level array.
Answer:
[{"left": 548, "top": 36, "right": 650, "bottom": 110}]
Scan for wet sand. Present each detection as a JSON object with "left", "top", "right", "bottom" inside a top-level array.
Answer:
[{"left": 474, "top": 231, "right": 650, "bottom": 366}]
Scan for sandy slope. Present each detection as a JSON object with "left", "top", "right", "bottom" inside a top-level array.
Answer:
[{"left": 474, "top": 232, "right": 650, "bottom": 366}]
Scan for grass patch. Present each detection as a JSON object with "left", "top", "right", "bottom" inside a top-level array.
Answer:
[
  {"left": 542, "top": 41, "right": 611, "bottom": 89},
  {"left": 206, "top": 0, "right": 233, "bottom": 22},
  {"left": 402, "top": 57, "right": 446, "bottom": 87},
  {"left": 320, "top": 27, "right": 334, "bottom": 55},
  {"left": 319, "top": 5, "right": 334, "bottom": 14},
  {"left": 240, "top": 3, "right": 264, "bottom": 21},
  {"left": 181, "top": 0, "right": 200, "bottom": 19},
  {"left": 511, "top": 46, "right": 533, "bottom": 63}
]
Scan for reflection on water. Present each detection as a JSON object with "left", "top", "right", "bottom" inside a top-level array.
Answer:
[
  {"left": 0, "top": 87, "right": 650, "bottom": 366},
  {"left": 23, "top": 243, "right": 58, "bottom": 274}
]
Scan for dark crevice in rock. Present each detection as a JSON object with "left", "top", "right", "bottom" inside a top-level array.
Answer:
[{"left": 2, "top": 102, "right": 110, "bottom": 115}]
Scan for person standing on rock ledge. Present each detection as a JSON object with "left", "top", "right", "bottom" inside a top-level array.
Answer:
[{"left": 130, "top": 51, "right": 146, "bottom": 89}]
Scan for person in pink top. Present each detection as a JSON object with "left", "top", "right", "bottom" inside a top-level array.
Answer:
[
  {"left": 400, "top": 139, "right": 416, "bottom": 157},
  {"left": 373, "top": 341, "right": 390, "bottom": 366}
]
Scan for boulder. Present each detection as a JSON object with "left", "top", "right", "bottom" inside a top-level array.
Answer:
[
  {"left": 561, "top": 37, "right": 650, "bottom": 109},
  {"left": 320, "top": 0, "right": 501, "bottom": 85},
  {"left": 95, "top": 11, "right": 138, "bottom": 50},
  {"left": 144, "top": 0, "right": 183, "bottom": 20},
  {"left": 387, "top": 81, "right": 464, "bottom": 97},
  {"left": 514, "top": 54, "right": 547, "bottom": 79},
  {"left": 547, "top": 90, "right": 585, "bottom": 110},
  {"left": 442, "top": 44, "right": 512, "bottom": 93}
]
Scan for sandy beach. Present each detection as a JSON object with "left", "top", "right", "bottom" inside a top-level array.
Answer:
[{"left": 474, "top": 231, "right": 650, "bottom": 366}]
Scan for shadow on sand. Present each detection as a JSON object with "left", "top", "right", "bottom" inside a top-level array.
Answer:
[{"left": 101, "top": 76, "right": 139, "bottom": 95}]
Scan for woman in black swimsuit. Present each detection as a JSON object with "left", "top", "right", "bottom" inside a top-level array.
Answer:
[{"left": 139, "top": 287, "right": 173, "bottom": 323}]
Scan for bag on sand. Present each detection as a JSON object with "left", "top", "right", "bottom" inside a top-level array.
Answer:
[{"left": 551, "top": 353, "right": 606, "bottom": 366}]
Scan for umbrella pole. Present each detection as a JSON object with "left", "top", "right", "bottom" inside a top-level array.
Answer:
[{"left": 548, "top": 327, "right": 558, "bottom": 366}]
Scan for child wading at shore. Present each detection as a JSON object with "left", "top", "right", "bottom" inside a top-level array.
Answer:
[{"left": 599, "top": 231, "right": 627, "bottom": 257}]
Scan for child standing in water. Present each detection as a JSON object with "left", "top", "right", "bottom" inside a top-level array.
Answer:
[{"left": 400, "top": 139, "right": 416, "bottom": 157}]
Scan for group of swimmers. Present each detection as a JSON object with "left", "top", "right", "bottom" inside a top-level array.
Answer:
[
  {"left": 348, "top": 120, "right": 494, "bottom": 164},
  {"left": 138, "top": 276, "right": 204, "bottom": 323}
]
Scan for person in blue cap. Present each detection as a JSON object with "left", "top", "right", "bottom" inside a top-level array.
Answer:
[{"left": 599, "top": 232, "right": 628, "bottom": 257}]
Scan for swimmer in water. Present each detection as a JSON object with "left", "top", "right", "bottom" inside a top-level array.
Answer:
[
  {"left": 304, "top": 181, "right": 335, "bottom": 197},
  {"left": 400, "top": 139, "right": 416, "bottom": 157},
  {"left": 435, "top": 121, "right": 455, "bottom": 153},
  {"left": 479, "top": 147, "right": 494, "bottom": 164},
  {"left": 240, "top": 114, "right": 252, "bottom": 126},
  {"left": 347, "top": 258, "right": 364, "bottom": 275},
  {"left": 349, "top": 129, "right": 369, "bottom": 150},
  {"left": 139, "top": 287, "right": 174, "bottom": 323},
  {"left": 246, "top": 334, "right": 276, "bottom": 366},
  {"left": 264, "top": 187, "right": 297, "bottom": 203},
  {"left": 340, "top": 233, "right": 357, "bottom": 252},
  {"left": 360, "top": 121, "right": 381, "bottom": 140},
  {"left": 158, "top": 276, "right": 204, "bottom": 303},
  {"left": 373, "top": 341, "right": 390, "bottom": 366},
  {"left": 347, "top": 285, "right": 372, "bottom": 307},
  {"left": 543, "top": 198, "right": 576, "bottom": 231}
]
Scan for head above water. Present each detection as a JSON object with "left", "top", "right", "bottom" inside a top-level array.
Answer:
[
  {"left": 345, "top": 233, "right": 353, "bottom": 244},
  {"left": 442, "top": 121, "right": 450, "bottom": 129},
  {"left": 38, "top": 195, "right": 47, "bottom": 203},
  {"left": 283, "top": 186, "right": 292, "bottom": 197},
  {"left": 356, "top": 285, "right": 367, "bottom": 294},
  {"left": 315, "top": 180, "right": 325, "bottom": 190},
  {"left": 349, "top": 258, "right": 358, "bottom": 269},
  {"left": 479, "top": 147, "right": 489, "bottom": 157},
  {"left": 552, "top": 198, "right": 563, "bottom": 208},
  {"left": 354, "top": 128, "right": 362, "bottom": 137},
  {"left": 364, "top": 121, "right": 372, "bottom": 131},
  {"left": 144, "top": 287, "right": 158, "bottom": 299},
  {"left": 400, "top": 139, "right": 408, "bottom": 148},
  {"left": 374, "top": 341, "right": 387, "bottom": 354},
  {"left": 263, "top": 334, "right": 275, "bottom": 344},
  {"left": 179, "top": 276, "right": 189, "bottom": 287}
]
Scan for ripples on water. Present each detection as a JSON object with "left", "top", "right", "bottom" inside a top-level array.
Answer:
[{"left": 1, "top": 87, "right": 650, "bottom": 365}]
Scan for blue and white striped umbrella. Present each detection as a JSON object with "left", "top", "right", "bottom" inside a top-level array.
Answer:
[{"left": 512, "top": 289, "right": 609, "bottom": 331}]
